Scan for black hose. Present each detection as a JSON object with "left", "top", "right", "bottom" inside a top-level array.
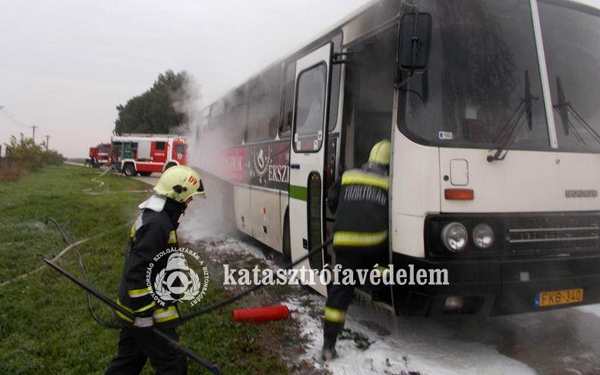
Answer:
[
  {"left": 45, "top": 218, "right": 70, "bottom": 244},
  {"left": 75, "top": 248, "right": 120, "bottom": 329},
  {"left": 46, "top": 218, "right": 119, "bottom": 329}
]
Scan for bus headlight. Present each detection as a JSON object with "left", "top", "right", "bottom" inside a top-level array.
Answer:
[
  {"left": 473, "top": 223, "right": 494, "bottom": 249},
  {"left": 441, "top": 222, "right": 468, "bottom": 252}
]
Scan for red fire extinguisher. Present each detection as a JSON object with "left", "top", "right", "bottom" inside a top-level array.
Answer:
[{"left": 232, "top": 304, "right": 294, "bottom": 323}]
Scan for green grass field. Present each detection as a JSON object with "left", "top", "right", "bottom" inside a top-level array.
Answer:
[{"left": 0, "top": 165, "right": 295, "bottom": 375}]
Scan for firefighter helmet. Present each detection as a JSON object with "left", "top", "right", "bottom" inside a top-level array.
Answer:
[
  {"left": 368, "top": 139, "right": 391, "bottom": 166},
  {"left": 153, "top": 165, "right": 206, "bottom": 202}
]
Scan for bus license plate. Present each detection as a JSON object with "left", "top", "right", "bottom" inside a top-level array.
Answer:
[{"left": 535, "top": 288, "right": 584, "bottom": 307}]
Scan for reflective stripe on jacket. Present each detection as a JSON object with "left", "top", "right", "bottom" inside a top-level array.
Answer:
[
  {"left": 331, "top": 168, "right": 389, "bottom": 247},
  {"left": 116, "top": 299, "right": 180, "bottom": 324}
]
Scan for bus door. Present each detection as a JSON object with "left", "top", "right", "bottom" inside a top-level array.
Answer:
[{"left": 289, "top": 43, "right": 332, "bottom": 295}]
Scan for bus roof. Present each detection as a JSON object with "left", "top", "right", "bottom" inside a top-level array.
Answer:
[{"left": 111, "top": 134, "right": 186, "bottom": 143}]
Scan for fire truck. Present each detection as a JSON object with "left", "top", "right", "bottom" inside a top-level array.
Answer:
[
  {"left": 111, "top": 133, "right": 187, "bottom": 176},
  {"left": 87, "top": 143, "right": 111, "bottom": 168}
]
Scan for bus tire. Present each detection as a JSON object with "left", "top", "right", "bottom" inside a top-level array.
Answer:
[{"left": 123, "top": 163, "right": 137, "bottom": 177}]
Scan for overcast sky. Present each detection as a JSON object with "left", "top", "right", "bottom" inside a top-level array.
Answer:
[{"left": 0, "top": 0, "right": 371, "bottom": 158}]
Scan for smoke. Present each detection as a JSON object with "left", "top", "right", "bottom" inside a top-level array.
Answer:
[
  {"left": 171, "top": 72, "right": 202, "bottom": 138},
  {"left": 170, "top": 72, "right": 230, "bottom": 177},
  {"left": 171, "top": 73, "right": 236, "bottom": 239}
]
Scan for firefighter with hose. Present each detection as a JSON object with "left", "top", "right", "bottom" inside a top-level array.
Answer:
[
  {"left": 322, "top": 140, "right": 391, "bottom": 361},
  {"left": 105, "top": 165, "right": 205, "bottom": 375}
]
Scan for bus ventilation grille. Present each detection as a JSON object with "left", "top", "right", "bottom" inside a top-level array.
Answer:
[{"left": 506, "top": 213, "right": 600, "bottom": 256}]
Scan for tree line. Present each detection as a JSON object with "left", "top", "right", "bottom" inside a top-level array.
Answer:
[{"left": 113, "top": 70, "right": 199, "bottom": 135}]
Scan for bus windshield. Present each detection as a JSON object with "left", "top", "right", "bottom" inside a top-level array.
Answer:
[
  {"left": 540, "top": 0, "right": 600, "bottom": 152},
  {"left": 400, "top": 0, "right": 600, "bottom": 153}
]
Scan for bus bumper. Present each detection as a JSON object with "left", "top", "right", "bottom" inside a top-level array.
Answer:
[{"left": 392, "top": 253, "right": 600, "bottom": 316}]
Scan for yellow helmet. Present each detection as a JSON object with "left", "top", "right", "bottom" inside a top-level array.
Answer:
[
  {"left": 368, "top": 139, "right": 391, "bottom": 166},
  {"left": 153, "top": 165, "right": 206, "bottom": 202}
]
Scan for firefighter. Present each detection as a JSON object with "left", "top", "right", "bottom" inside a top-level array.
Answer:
[
  {"left": 105, "top": 165, "right": 205, "bottom": 375},
  {"left": 321, "top": 139, "right": 391, "bottom": 361}
]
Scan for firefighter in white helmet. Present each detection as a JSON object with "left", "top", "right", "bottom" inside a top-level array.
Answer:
[
  {"left": 105, "top": 165, "right": 205, "bottom": 375},
  {"left": 322, "top": 140, "right": 391, "bottom": 361}
]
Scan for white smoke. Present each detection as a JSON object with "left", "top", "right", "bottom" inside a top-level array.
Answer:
[
  {"left": 171, "top": 73, "right": 236, "bottom": 239},
  {"left": 171, "top": 72, "right": 203, "bottom": 138}
]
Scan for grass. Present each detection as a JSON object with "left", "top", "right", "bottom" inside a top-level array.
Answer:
[{"left": 0, "top": 165, "right": 297, "bottom": 375}]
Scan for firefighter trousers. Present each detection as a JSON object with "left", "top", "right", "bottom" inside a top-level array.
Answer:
[
  {"left": 323, "top": 244, "right": 388, "bottom": 347},
  {"left": 105, "top": 325, "right": 187, "bottom": 375}
]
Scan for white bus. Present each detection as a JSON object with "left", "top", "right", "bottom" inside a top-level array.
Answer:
[{"left": 194, "top": 0, "right": 600, "bottom": 316}]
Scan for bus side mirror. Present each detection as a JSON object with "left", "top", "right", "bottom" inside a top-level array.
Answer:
[{"left": 398, "top": 12, "right": 432, "bottom": 71}]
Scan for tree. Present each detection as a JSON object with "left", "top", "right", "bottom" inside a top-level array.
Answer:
[{"left": 113, "top": 70, "right": 199, "bottom": 135}]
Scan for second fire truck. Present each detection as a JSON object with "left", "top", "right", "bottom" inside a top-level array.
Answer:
[
  {"left": 111, "top": 133, "right": 187, "bottom": 176},
  {"left": 87, "top": 143, "right": 111, "bottom": 167}
]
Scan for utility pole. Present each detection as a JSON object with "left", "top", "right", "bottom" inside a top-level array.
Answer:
[
  {"left": 45, "top": 135, "right": 50, "bottom": 151},
  {"left": 30, "top": 125, "right": 38, "bottom": 143}
]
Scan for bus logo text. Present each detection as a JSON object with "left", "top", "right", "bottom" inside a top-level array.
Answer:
[{"left": 565, "top": 190, "right": 598, "bottom": 198}]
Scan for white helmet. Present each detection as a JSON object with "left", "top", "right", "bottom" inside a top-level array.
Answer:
[{"left": 153, "top": 165, "right": 206, "bottom": 202}]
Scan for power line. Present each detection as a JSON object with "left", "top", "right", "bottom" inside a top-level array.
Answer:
[
  {"left": 0, "top": 106, "right": 44, "bottom": 145},
  {"left": 0, "top": 106, "right": 29, "bottom": 129}
]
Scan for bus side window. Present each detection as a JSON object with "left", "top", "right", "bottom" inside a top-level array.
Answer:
[
  {"left": 247, "top": 64, "right": 281, "bottom": 143},
  {"left": 247, "top": 89, "right": 280, "bottom": 143},
  {"left": 231, "top": 104, "right": 247, "bottom": 145},
  {"left": 268, "top": 113, "right": 279, "bottom": 140},
  {"left": 279, "top": 62, "right": 296, "bottom": 139}
]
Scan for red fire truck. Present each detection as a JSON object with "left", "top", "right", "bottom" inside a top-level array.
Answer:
[
  {"left": 111, "top": 133, "right": 187, "bottom": 176},
  {"left": 87, "top": 143, "right": 111, "bottom": 168}
]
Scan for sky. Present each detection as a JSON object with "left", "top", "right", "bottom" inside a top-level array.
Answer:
[{"left": 0, "top": 0, "right": 371, "bottom": 158}]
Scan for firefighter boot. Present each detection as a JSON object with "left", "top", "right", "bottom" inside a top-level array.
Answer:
[
  {"left": 321, "top": 336, "right": 338, "bottom": 361},
  {"left": 321, "top": 320, "right": 342, "bottom": 361}
]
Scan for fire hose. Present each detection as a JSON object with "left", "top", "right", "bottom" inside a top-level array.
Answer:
[
  {"left": 45, "top": 218, "right": 119, "bottom": 329},
  {"left": 44, "top": 237, "right": 332, "bottom": 374}
]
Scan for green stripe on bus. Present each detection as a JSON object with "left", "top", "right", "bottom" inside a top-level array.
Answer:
[{"left": 289, "top": 185, "right": 307, "bottom": 201}]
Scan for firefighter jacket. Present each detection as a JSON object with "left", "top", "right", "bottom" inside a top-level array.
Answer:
[
  {"left": 328, "top": 166, "right": 389, "bottom": 247},
  {"left": 115, "top": 195, "right": 186, "bottom": 327}
]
